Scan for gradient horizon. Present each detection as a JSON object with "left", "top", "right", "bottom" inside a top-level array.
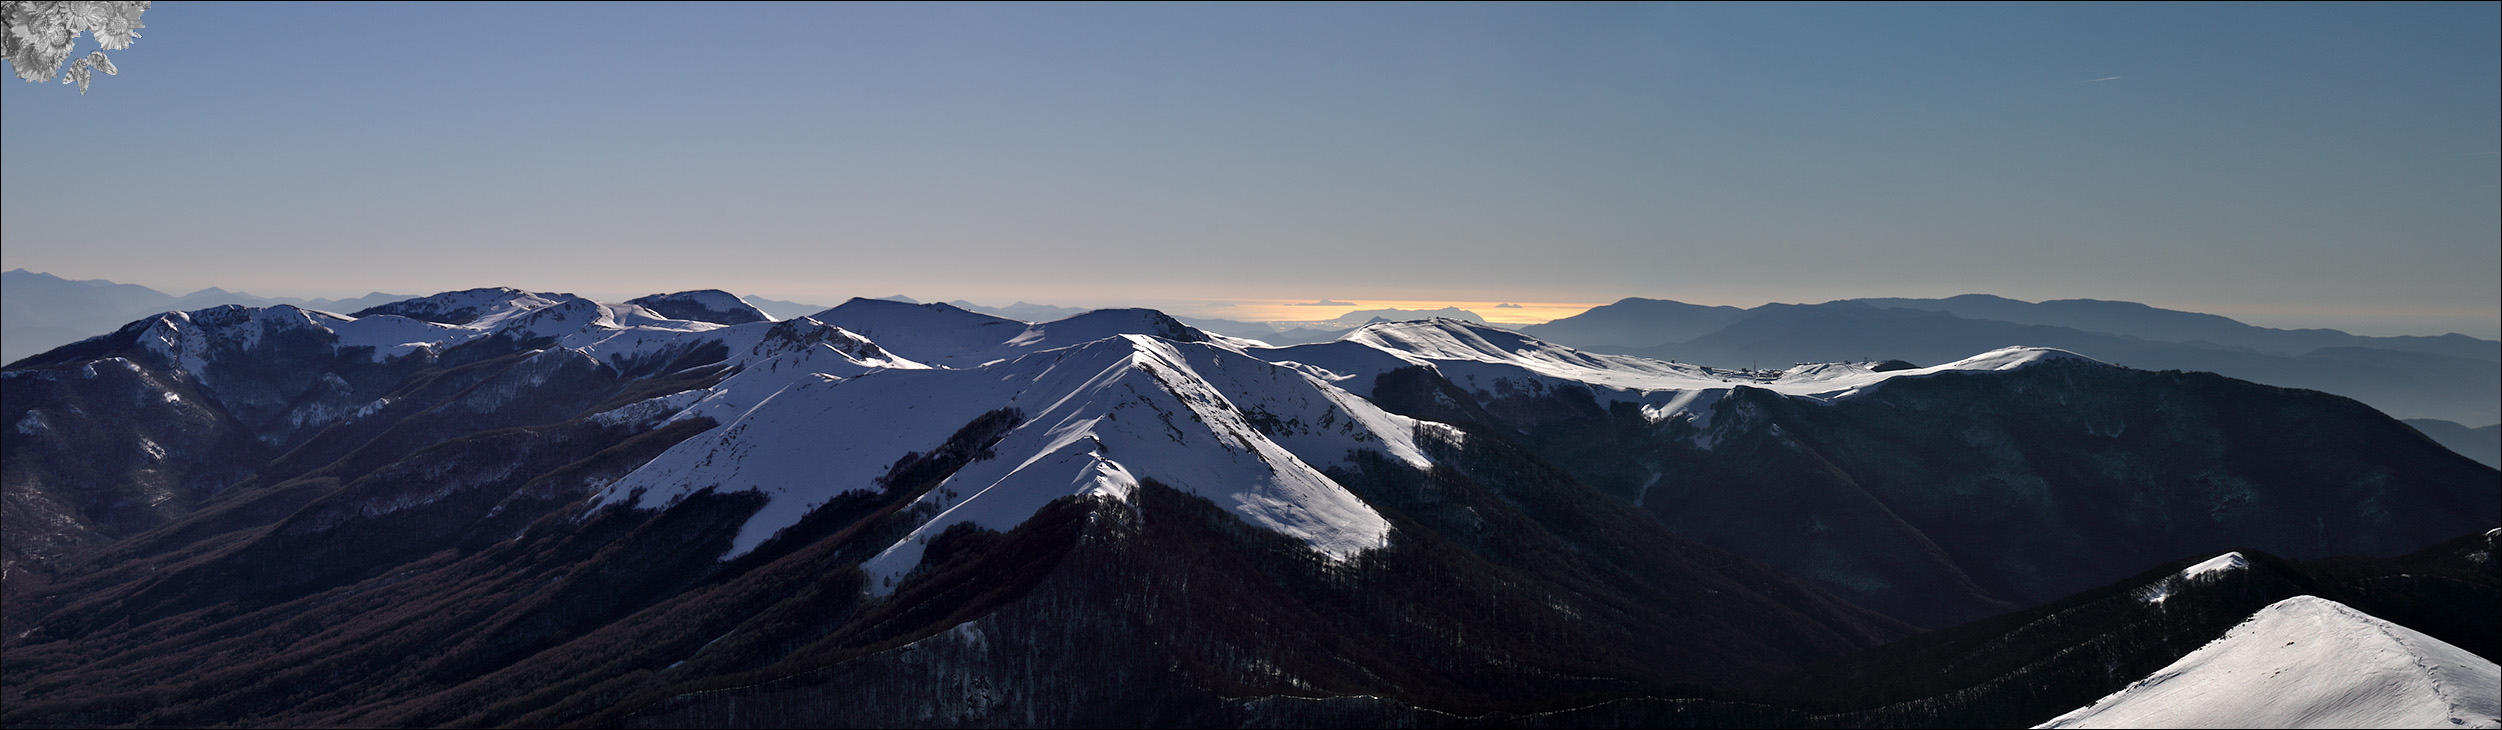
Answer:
[{"left": 4, "top": 3, "right": 2495, "bottom": 337}]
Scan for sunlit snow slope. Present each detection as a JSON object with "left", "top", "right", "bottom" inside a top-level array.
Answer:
[
  {"left": 595, "top": 334, "right": 1425, "bottom": 590},
  {"left": 2037, "top": 595, "right": 2502, "bottom": 729},
  {"left": 1252, "top": 318, "right": 2094, "bottom": 438}
]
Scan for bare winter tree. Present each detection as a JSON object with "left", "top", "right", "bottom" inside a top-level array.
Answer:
[{"left": 2, "top": 1, "right": 147, "bottom": 94}]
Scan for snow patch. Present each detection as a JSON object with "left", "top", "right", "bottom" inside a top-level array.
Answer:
[
  {"left": 330, "top": 313, "right": 476, "bottom": 361},
  {"left": 2135, "top": 551, "right": 2249, "bottom": 604},
  {"left": 2182, "top": 551, "right": 2249, "bottom": 580},
  {"left": 2038, "top": 596, "right": 2500, "bottom": 728}
]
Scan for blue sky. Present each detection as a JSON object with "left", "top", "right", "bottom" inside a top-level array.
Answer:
[{"left": 3, "top": 2, "right": 2495, "bottom": 336}]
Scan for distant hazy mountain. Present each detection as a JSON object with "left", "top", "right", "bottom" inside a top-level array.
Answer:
[
  {"left": 1515, "top": 297, "right": 2498, "bottom": 424},
  {"left": 739, "top": 296, "right": 833, "bottom": 321},
  {"left": 1165, "top": 316, "right": 1356, "bottom": 345},
  {"left": 1168, "top": 315, "right": 1279, "bottom": 339},
  {"left": 946, "top": 300, "right": 1092, "bottom": 323},
  {"left": 1517, "top": 297, "right": 1750, "bottom": 351},
  {"left": 1323, "top": 306, "right": 1487, "bottom": 327},
  {"left": 2, "top": 270, "right": 412, "bottom": 364},
  {"left": 1260, "top": 324, "right": 1362, "bottom": 344},
  {"left": 2406, "top": 419, "right": 2502, "bottom": 469},
  {"left": 1856, "top": 294, "right": 2499, "bottom": 362},
  {"left": 2, "top": 269, "right": 175, "bottom": 365}
]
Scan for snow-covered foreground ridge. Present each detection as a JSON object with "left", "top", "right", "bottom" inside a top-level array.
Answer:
[{"left": 2037, "top": 595, "right": 2502, "bottom": 729}]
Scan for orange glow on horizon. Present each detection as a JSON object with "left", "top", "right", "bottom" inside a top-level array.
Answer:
[{"left": 1206, "top": 299, "right": 1603, "bottom": 326}]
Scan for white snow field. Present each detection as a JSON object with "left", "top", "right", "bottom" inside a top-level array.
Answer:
[
  {"left": 2037, "top": 595, "right": 2501, "bottom": 729},
  {"left": 1247, "top": 318, "right": 2098, "bottom": 444}
]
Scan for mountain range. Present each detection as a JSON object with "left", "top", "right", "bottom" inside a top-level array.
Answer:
[
  {"left": 16, "top": 271, "right": 2494, "bottom": 430},
  {"left": 1, "top": 269, "right": 415, "bottom": 366},
  {"left": 2, "top": 285, "right": 2493, "bottom": 727},
  {"left": 1522, "top": 296, "right": 2500, "bottom": 426}
]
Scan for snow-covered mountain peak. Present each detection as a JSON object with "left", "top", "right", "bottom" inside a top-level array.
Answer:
[
  {"left": 1011, "top": 308, "right": 1210, "bottom": 348},
  {"left": 1334, "top": 318, "right": 1713, "bottom": 387},
  {"left": 625, "top": 290, "right": 773, "bottom": 325},
  {"left": 2038, "top": 596, "right": 2500, "bottom": 728},
  {"left": 810, "top": 297, "right": 1009, "bottom": 324},
  {"left": 1751, "top": 347, "right": 2105, "bottom": 400},
  {"left": 1249, "top": 325, "right": 2150, "bottom": 453},
  {"left": 2180, "top": 551, "right": 2249, "bottom": 579},
  {"left": 1341, "top": 317, "right": 1535, "bottom": 355},
  {"left": 1254, "top": 318, "right": 1734, "bottom": 414},
  {"left": 595, "top": 333, "right": 1405, "bottom": 591},
  {"left": 587, "top": 317, "right": 930, "bottom": 428},
  {"left": 350, "top": 287, "right": 578, "bottom": 327},
  {"left": 1934, "top": 346, "right": 2101, "bottom": 372},
  {"left": 807, "top": 298, "right": 1032, "bottom": 367},
  {"left": 744, "top": 317, "right": 890, "bottom": 362},
  {"left": 135, "top": 304, "right": 360, "bottom": 386},
  {"left": 812, "top": 300, "right": 1233, "bottom": 368}
]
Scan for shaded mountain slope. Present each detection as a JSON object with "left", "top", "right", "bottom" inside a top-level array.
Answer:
[
  {"left": 4, "top": 296, "right": 1915, "bottom": 729},
  {"left": 1516, "top": 297, "right": 1751, "bottom": 352},
  {"left": 1627, "top": 301, "right": 2499, "bottom": 427},
  {"left": 2407, "top": 418, "right": 2502, "bottom": 468},
  {"left": 1267, "top": 320, "right": 2500, "bottom": 628},
  {"left": 1853, "top": 293, "right": 2499, "bottom": 362}
]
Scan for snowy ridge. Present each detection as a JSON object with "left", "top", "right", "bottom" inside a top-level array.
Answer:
[
  {"left": 2133, "top": 551, "right": 2249, "bottom": 604},
  {"left": 804, "top": 298, "right": 1034, "bottom": 367},
  {"left": 593, "top": 334, "right": 1409, "bottom": 591},
  {"left": 626, "top": 319, "right": 928, "bottom": 427},
  {"left": 117, "top": 290, "right": 940, "bottom": 439},
  {"left": 135, "top": 303, "right": 484, "bottom": 382},
  {"left": 1004, "top": 308, "right": 1211, "bottom": 350},
  {"left": 1254, "top": 319, "right": 2102, "bottom": 440},
  {"left": 2036, "top": 596, "right": 2501, "bottom": 728},
  {"left": 137, "top": 305, "right": 329, "bottom": 386},
  {"left": 326, "top": 312, "right": 476, "bottom": 360},
  {"left": 626, "top": 290, "right": 773, "bottom": 325},
  {"left": 127, "top": 288, "right": 902, "bottom": 381},
  {"left": 808, "top": 299, "right": 1243, "bottom": 368},
  {"left": 351, "top": 287, "right": 577, "bottom": 327}
]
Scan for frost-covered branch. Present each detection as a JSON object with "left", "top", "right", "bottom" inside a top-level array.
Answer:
[{"left": 2, "top": 1, "right": 148, "bottom": 94}]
